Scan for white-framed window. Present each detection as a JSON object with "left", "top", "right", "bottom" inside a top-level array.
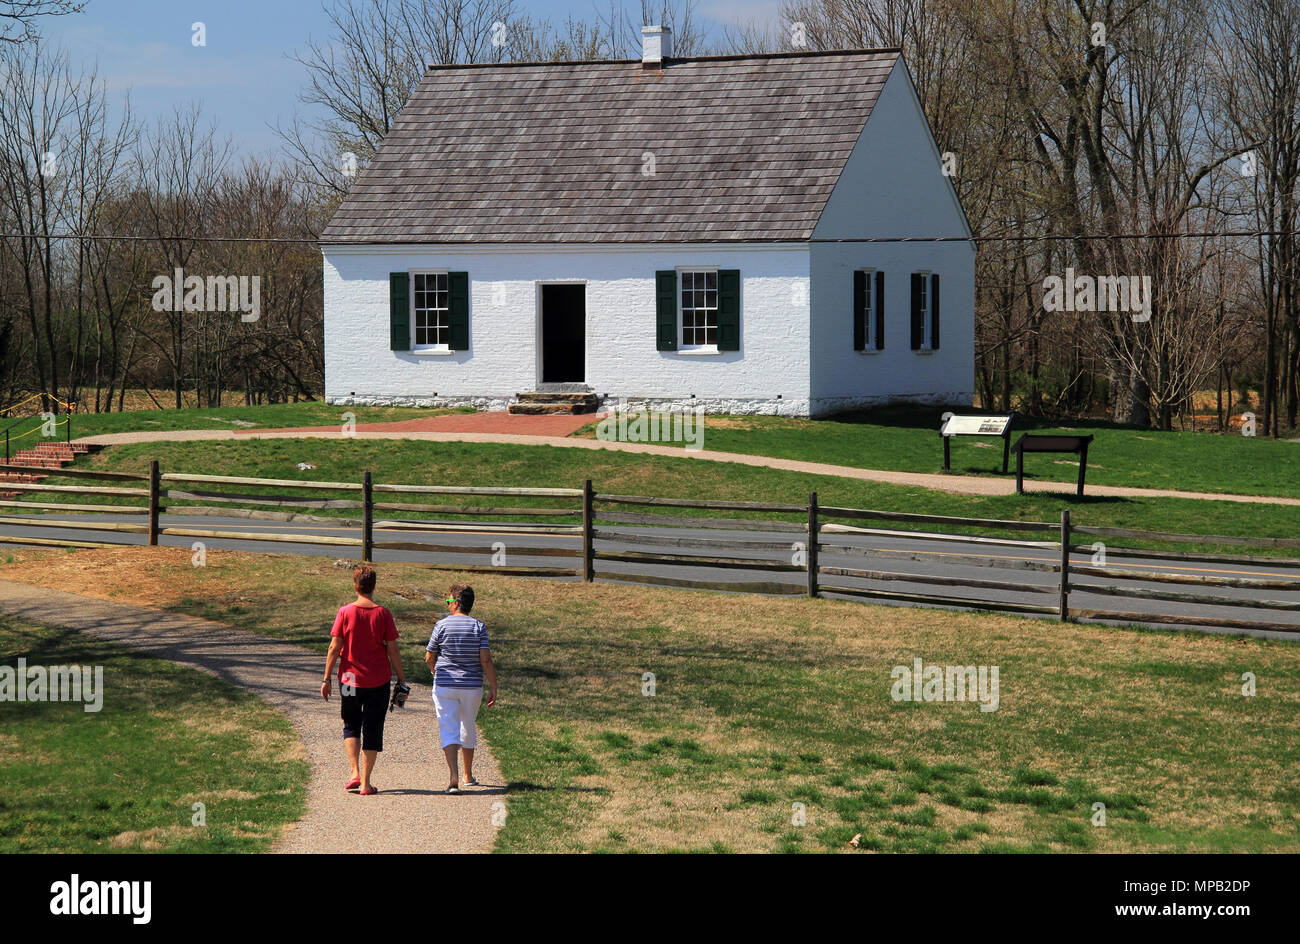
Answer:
[
  {"left": 679, "top": 268, "right": 718, "bottom": 348},
  {"left": 412, "top": 271, "right": 449, "bottom": 349}
]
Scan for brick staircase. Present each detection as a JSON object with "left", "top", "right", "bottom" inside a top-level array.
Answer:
[
  {"left": 508, "top": 389, "right": 600, "bottom": 415},
  {"left": 0, "top": 441, "right": 102, "bottom": 500}
]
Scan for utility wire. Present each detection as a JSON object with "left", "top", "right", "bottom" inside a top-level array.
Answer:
[{"left": 1, "top": 231, "right": 1300, "bottom": 244}]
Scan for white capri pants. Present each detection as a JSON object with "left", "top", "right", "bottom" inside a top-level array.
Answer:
[{"left": 432, "top": 686, "right": 483, "bottom": 748}]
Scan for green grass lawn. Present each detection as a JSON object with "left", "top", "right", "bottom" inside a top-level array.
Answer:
[
  {"left": 4, "top": 547, "right": 1297, "bottom": 853},
  {"left": 0, "top": 613, "right": 308, "bottom": 852},
  {"left": 8, "top": 397, "right": 1294, "bottom": 499},
  {"left": 2, "top": 400, "right": 469, "bottom": 444},
  {"left": 47, "top": 438, "right": 1300, "bottom": 559},
  {"left": 575, "top": 405, "right": 1300, "bottom": 499}
]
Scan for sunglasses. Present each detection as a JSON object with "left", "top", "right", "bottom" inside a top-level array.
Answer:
[{"left": 445, "top": 596, "right": 456, "bottom": 606}]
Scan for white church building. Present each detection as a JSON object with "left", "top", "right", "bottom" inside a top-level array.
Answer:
[{"left": 321, "top": 27, "right": 974, "bottom": 417}]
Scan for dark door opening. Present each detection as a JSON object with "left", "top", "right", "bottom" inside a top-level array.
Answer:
[{"left": 540, "top": 284, "right": 585, "bottom": 383}]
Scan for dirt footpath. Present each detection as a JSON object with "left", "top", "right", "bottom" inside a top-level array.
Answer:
[{"left": 0, "top": 579, "right": 503, "bottom": 854}]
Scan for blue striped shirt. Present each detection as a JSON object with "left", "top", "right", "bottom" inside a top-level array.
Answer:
[{"left": 426, "top": 614, "right": 490, "bottom": 688}]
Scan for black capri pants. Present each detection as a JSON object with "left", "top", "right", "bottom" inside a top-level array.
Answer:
[{"left": 340, "top": 681, "right": 391, "bottom": 751}]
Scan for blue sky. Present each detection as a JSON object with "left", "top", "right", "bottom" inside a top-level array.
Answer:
[{"left": 40, "top": 0, "right": 782, "bottom": 157}]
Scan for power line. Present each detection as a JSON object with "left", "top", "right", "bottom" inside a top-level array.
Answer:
[{"left": 1, "top": 230, "right": 1299, "bottom": 244}]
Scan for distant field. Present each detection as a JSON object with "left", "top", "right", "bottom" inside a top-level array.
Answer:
[
  {"left": 0, "top": 612, "right": 307, "bottom": 853},
  {"left": 575, "top": 404, "right": 1300, "bottom": 499},
  {"left": 2, "top": 546, "right": 1297, "bottom": 853}
]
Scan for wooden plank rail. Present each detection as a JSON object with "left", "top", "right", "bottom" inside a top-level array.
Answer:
[
  {"left": 594, "top": 549, "right": 803, "bottom": 572},
  {"left": 819, "top": 505, "right": 1059, "bottom": 532},
  {"left": 1073, "top": 524, "right": 1300, "bottom": 549},
  {"left": 817, "top": 543, "right": 1062, "bottom": 574},
  {"left": 0, "top": 516, "right": 147, "bottom": 534},
  {"left": 1069, "top": 581, "right": 1300, "bottom": 612},
  {"left": 819, "top": 583, "right": 1061, "bottom": 615},
  {"left": 0, "top": 500, "right": 150, "bottom": 514},
  {"left": 1072, "top": 608, "right": 1300, "bottom": 634},
  {"left": 166, "top": 488, "right": 363, "bottom": 509},
  {"left": 160, "top": 473, "right": 363, "bottom": 491},
  {"left": 818, "top": 565, "right": 1059, "bottom": 594},
  {"left": 0, "top": 481, "right": 150, "bottom": 498},
  {"left": 0, "top": 534, "right": 126, "bottom": 549},
  {"left": 1069, "top": 543, "right": 1300, "bottom": 569},
  {"left": 372, "top": 483, "right": 583, "bottom": 498},
  {"left": 377, "top": 521, "right": 583, "bottom": 535},
  {"left": 371, "top": 502, "right": 580, "bottom": 516},
  {"left": 595, "top": 493, "right": 805, "bottom": 513},
  {"left": 598, "top": 510, "right": 807, "bottom": 532},
  {"left": 597, "top": 571, "right": 804, "bottom": 595},
  {"left": 0, "top": 463, "right": 148, "bottom": 482},
  {"left": 594, "top": 529, "right": 800, "bottom": 552},
  {"left": 1070, "top": 564, "right": 1300, "bottom": 591},
  {"left": 371, "top": 541, "right": 579, "bottom": 558},
  {"left": 821, "top": 522, "right": 1059, "bottom": 550},
  {"left": 157, "top": 527, "right": 362, "bottom": 547}
]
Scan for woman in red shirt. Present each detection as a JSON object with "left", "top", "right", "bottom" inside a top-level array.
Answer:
[{"left": 321, "top": 565, "right": 406, "bottom": 795}]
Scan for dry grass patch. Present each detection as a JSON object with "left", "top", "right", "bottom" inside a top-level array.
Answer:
[{"left": 2, "top": 546, "right": 1298, "bottom": 852}]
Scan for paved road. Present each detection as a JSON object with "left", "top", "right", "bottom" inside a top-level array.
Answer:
[{"left": 2, "top": 511, "right": 1298, "bottom": 640}]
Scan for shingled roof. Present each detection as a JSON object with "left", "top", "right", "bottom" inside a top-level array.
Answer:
[{"left": 321, "top": 49, "right": 900, "bottom": 245}]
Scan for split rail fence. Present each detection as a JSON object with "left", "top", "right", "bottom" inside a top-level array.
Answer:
[{"left": 1, "top": 460, "right": 1298, "bottom": 635}]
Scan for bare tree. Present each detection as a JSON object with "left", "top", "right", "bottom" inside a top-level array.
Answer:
[{"left": 0, "top": 0, "right": 83, "bottom": 44}]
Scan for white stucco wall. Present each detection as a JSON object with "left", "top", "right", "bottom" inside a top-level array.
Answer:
[
  {"left": 323, "top": 244, "right": 813, "bottom": 415},
  {"left": 809, "top": 242, "right": 975, "bottom": 414},
  {"left": 807, "top": 58, "right": 976, "bottom": 414}
]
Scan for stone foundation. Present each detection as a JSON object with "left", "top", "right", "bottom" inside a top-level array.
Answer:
[{"left": 327, "top": 391, "right": 975, "bottom": 418}]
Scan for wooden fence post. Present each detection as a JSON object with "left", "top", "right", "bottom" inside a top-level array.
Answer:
[
  {"left": 582, "top": 479, "right": 594, "bottom": 582},
  {"left": 807, "top": 491, "right": 819, "bottom": 598},
  {"left": 148, "top": 460, "right": 160, "bottom": 546},
  {"left": 1058, "top": 508, "right": 1071, "bottom": 620},
  {"left": 362, "top": 471, "right": 373, "bottom": 562}
]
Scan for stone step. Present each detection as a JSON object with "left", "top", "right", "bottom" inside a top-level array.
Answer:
[
  {"left": 508, "top": 390, "right": 600, "bottom": 415},
  {"left": 514, "top": 392, "right": 599, "bottom": 405},
  {"left": 507, "top": 402, "right": 599, "bottom": 415}
]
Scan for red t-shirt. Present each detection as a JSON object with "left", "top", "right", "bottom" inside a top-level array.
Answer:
[{"left": 330, "top": 603, "right": 399, "bottom": 688}]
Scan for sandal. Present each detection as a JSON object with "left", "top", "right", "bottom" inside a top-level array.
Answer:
[
  {"left": 360, "top": 785, "right": 378, "bottom": 796},
  {"left": 345, "top": 777, "right": 361, "bottom": 792},
  {"left": 464, "top": 776, "right": 479, "bottom": 786},
  {"left": 445, "top": 784, "right": 460, "bottom": 794}
]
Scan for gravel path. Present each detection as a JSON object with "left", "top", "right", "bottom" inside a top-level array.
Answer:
[
  {"left": 0, "top": 579, "right": 503, "bottom": 854},
  {"left": 80, "top": 427, "right": 1300, "bottom": 507}
]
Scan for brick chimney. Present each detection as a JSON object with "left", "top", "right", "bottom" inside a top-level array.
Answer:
[{"left": 641, "top": 25, "right": 672, "bottom": 69}]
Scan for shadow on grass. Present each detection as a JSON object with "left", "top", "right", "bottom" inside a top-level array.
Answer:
[{"left": 505, "top": 780, "right": 609, "bottom": 795}]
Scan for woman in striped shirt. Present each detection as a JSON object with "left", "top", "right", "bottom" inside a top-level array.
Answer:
[{"left": 425, "top": 584, "right": 497, "bottom": 794}]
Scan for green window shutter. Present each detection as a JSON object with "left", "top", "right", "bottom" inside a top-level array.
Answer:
[
  {"left": 930, "top": 273, "right": 940, "bottom": 350},
  {"left": 853, "top": 270, "right": 866, "bottom": 351},
  {"left": 875, "top": 271, "right": 885, "bottom": 350},
  {"left": 390, "top": 272, "right": 410, "bottom": 351},
  {"left": 717, "top": 269, "right": 740, "bottom": 351},
  {"left": 655, "top": 270, "right": 677, "bottom": 351},
  {"left": 448, "top": 271, "right": 469, "bottom": 350},
  {"left": 910, "top": 273, "right": 924, "bottom": 350}
]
